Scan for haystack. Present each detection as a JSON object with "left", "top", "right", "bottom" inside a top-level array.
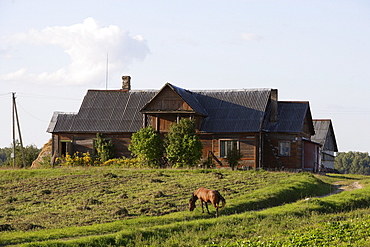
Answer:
[{"left": 31, "top": 139, "right": 53, "bottom": 168}]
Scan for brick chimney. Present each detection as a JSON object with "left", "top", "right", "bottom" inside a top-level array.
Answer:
[
  {"left": 270, "top": 89, "right": 278, "bottom": 123},
  {"left": 122, "top": 76, "right": 131, "bottom": 91}
]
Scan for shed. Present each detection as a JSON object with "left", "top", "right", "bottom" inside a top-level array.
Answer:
[{"left": 312, "top": 119, "right": 338, "bottom": 169}]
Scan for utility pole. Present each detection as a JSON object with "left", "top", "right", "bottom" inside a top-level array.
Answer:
[
  {"left": 12, "top": 92, "right": 26, "bottom": 168},
  {"left": 12, "top": 93, "right": 16, "bottom": 168}
]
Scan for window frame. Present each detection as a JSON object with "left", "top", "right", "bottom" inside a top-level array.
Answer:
[
  {"left": 278, "top": 141, "right": 291, "bottom": 156},
  {"left": 59, "top": 140, "right": 73, "bottom": 156},
  {"left": 219, "top": 139, "right": 239, "bottom": 158}
]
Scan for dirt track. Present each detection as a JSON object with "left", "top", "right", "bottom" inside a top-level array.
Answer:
[{"left": 324, "top": 181, "right": 363, "bottom": 198}]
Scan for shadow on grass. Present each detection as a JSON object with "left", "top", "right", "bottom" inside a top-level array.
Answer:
[
  {"left": 221, "top": 179, "right": 334, "bottom": 216},
  {"left": 185, "top": 178, "right": 335, "bottom": 218},
  {"left": 325, "top": 174, "right": 359, "bottom": 180}
]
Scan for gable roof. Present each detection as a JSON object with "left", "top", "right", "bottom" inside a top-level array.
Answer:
[
  {"left": 266, "top": 101, "right": 315, "bottom": 134},
  {"left": 163, "top": 83, "right": 209, "bottom": 116},
  {"left": 194, "top": 89, "right": 270, "bottom": 132},
  {"left": 141, "top": 83, "right": 271, "bottom": 132},
  {"left": 312, "top": 119, "right": 338, "bottom": 152},
  {"left": 48, "top": 90, "right": 157, "bottom": 133},
  {"left": 47, "top": 83, "right": 314, "bottom": 135}
]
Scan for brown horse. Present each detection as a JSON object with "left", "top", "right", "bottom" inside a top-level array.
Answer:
[{"left": 188, "top": 187, "right": 226, "bottom": 217}]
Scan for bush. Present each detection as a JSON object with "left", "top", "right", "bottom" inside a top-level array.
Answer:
[
  {"left": 95, "top": 133, "right": 114, "bottom": 162},
  {"left": 128, "top": 126, "right": 163, "bottom": 168},
  {"left": 226, "top": 148, "right": 242, "bottom": 170},
  {"left": 57, "top": 152, "right": 95, "bottom": 166},
  {"left": 165, "top": 118, "right": 203, "bottom": 168}
]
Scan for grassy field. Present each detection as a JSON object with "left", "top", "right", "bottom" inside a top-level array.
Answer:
[{"left": 0, "top": 167, "right": 370, "bottom": 246}]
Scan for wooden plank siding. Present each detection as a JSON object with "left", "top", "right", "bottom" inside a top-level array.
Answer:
[
  {"left": 52, "top": 133, "right": 134, "bottom": 158},
  {"left": 145, "top": 86, "right": 193, "bottom": 112},
  {"left": 144, "top": 86, "right": 205, "bottom": 132},
  {"left": 52, "top": 130, "right": 317, "bottom": 171},
  {"left": 53, "top": 131, "right": 258, "bottom": 169},
  {"left": 262, "top": 133, "right": 303, "bottom": 170},
  {"left": 198, "top": 133, "right": 258, "bottom": 169},
  {"left": 149, "top": 114, "right": 203, "bottom": 133}
]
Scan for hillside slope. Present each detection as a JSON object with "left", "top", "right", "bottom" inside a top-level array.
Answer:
[{"left": 0, "top": 168, "right": 369, "bottom": 246}]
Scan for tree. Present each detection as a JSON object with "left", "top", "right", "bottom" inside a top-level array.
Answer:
[
  {"left": 334, "top": 151, "right": 370, "bottom": 175},
  {"left": 165, "top": 118, "right": 203, "bottom": 168},
  {"left": 95, "top": 133, "right": 114, "bottom": 162},
  {"left": 226, "top": 148, "right": 242, "bottom": 170},
  {"left": 0, "top": 141, "right": 40, "bottom": 168},
  {"left": 0, "top": 147, "right": 10, "bottom": 165},
  {"left": 128, "top": 126, "right": 163, "bottom": 167}
]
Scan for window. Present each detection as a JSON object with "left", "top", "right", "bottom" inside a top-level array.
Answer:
[
  {"left": 220, "top": 140, "right": 238, "bottom": 157},
  {"left": 59, "top": 140, "right": 72, "bottom": 156},
  {"left": 279, "top": 141, "right": 291, "bottom": 156}
]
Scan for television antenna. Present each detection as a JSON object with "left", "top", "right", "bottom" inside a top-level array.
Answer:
[{"left": 105, "top": 53, "right": 108, "bottom": 90}]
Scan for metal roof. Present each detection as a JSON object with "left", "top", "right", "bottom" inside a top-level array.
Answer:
[
  {"left": 48, "top": 90, "right": 157, "bottom": 133},
  {"left": 168, "top": 84, "right": 209, "bottom": 116},
  {"left": 47, "top": 112, "right": 77, "bottom": 132},
  {"left": 266, "top": 102, "right": 313, "bottom": 133},
  {"left": 193, "top": 90, "right": 269, "bottom": 132},
  {"left": 140, "top": 83, "right": 271, "bottom": 132},
  {"left": 48, "top": 84, "right": 312, "bottom": 134},
  {"left": 312, "top": 119, "right": 338, "bottom": 151},
  {"left": 167, "top": 83, "right": 271, "bottom": 133}
]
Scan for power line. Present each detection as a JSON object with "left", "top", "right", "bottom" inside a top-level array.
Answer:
[
  {"left": 17, "top": 92, "right": 81, "bottom": 101},
  {"left": 17, "top": 102, "right": 49, "bottom": 123},
  {"left": 315, "top": 110, "right": 370, "bottom": 115},
  {"left": 1, "top": 92, "right": 80, "bottom": 122},
  {"left": 0, "top": 92, "right": 81, "bottom": 100},
  {"left": 0, "top": 93, "right": 11, "bottom": 99},
  {"left": 0, "top": 97, "right": 9, "bottom": 101}
]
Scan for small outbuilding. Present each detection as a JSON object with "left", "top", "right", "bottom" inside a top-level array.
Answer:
[{"left": 312, "top": 119, "right": 338, "bottom": 169}]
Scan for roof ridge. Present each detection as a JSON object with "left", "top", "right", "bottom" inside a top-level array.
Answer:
[
  {"left": 192, "top": 88, "right": 272, "bottom": 92},
  {"left": 279, "top": 101, "right": 309, "bottom": 103},
  {"left": 169, "top": 84, "right": 209, "bottom": 116},
  {"left": 87, "top": 89, "right": 159, "bottom": 92}
]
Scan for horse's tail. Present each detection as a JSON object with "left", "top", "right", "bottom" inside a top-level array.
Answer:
[{"left": 218, "top": 191, "right": 226, "bottom": 208}]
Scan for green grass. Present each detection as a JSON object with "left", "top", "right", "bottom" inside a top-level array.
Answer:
[
  {"left": 1, "top": 168, "right": 370, "bottom": 246},
  {"left": 0, "top": 168, "right": 296, "bottom": 230}
]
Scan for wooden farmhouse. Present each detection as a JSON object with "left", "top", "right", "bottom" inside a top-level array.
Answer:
[
  {"left": 312, "top": 119, "right": 338, "bottom": 169},
  {"left": 47, "top": 76, "right": 326, "bottom": 171}
]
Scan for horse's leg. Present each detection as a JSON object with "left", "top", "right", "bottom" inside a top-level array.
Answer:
[
  {"left": 212, "top": 202, "right": 219, "bottom": 217},
  {"left": 204, "top": 202, "right": 210, "bottom": 214},
  {"left": 200, "top": 200, "right": 204, "bottom": 213}
]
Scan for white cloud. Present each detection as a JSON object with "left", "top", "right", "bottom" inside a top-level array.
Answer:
[
  {"left": 0, "top": 18, "right": 150, "bottom": 86},
  {"left": 0, "top": 68, "right": 27, "bottom": 80},
  {"left": 240, "top": 32, "right": 263, "bottom": 41}
]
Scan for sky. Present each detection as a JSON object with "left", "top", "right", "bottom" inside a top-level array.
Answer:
[{"left": 0, "top": 0, "right": 369, "bottom": 152}]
